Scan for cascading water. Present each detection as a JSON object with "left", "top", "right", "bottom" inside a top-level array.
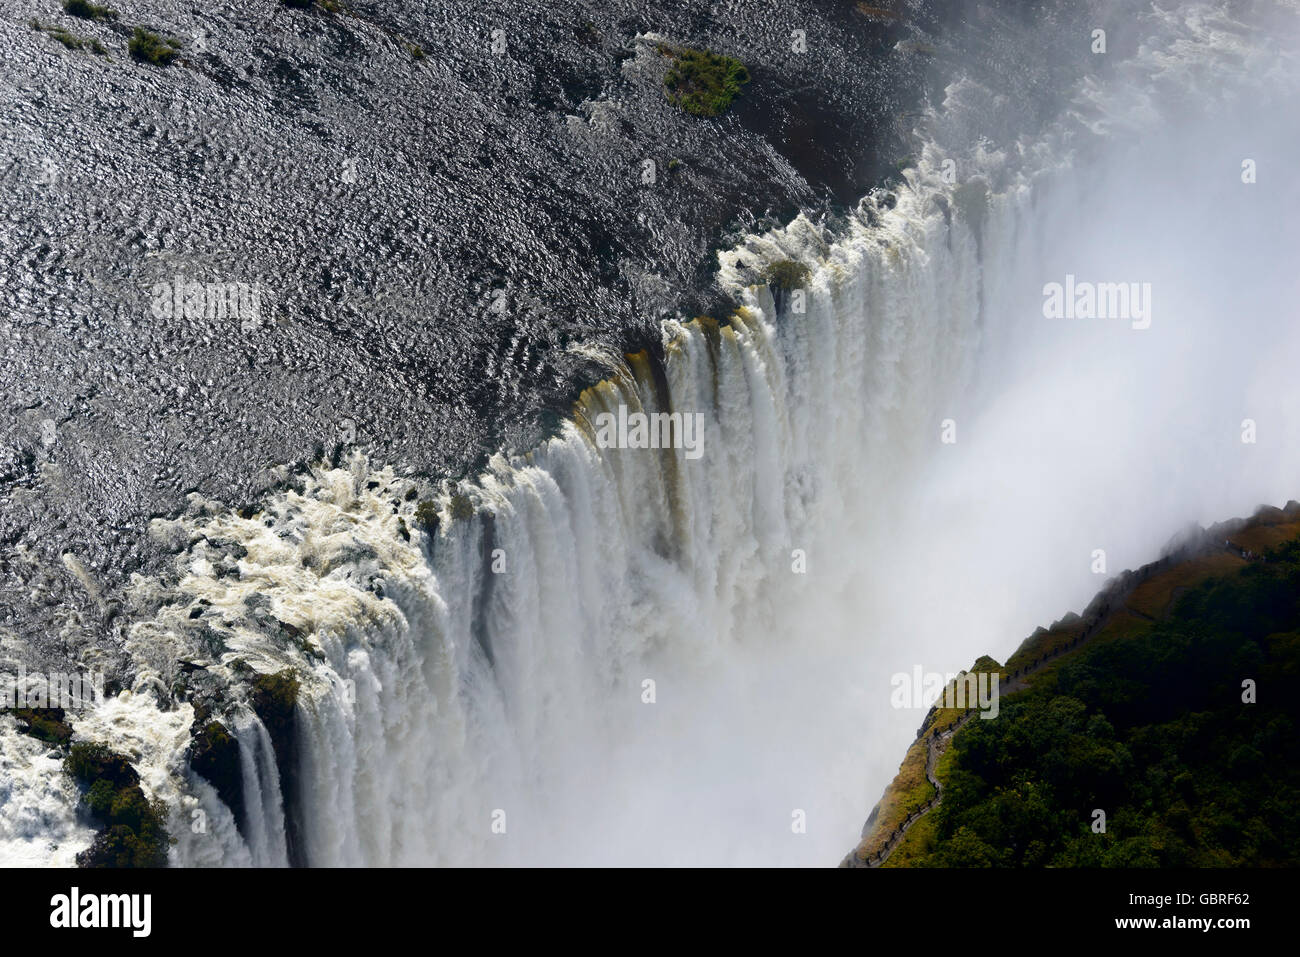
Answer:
[
  {"left": 103, "top": 174, "right": 988, "bottom": 865},
  {"left": 3, "top": 0, "right": 1299, "bottom": 867}
]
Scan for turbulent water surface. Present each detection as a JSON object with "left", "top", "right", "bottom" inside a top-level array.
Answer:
[{"left": 3, "top": 0, "right": 1300, "bottom": 866}]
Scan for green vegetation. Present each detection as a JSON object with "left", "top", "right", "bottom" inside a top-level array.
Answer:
[
  {"left": 190, "top": 720, "right": 244, "bottom": 830},
  {"left": 65, "top": 743, "right": 169, "bottom": 867},
  {"left": 48, "top": 27, "right": 82, "bottom": 49},
  {"left": 248, "top": 669, "right": 301, "bottom": 861},
  {"left": 66, "top": 742, "right": 136, "bottom": 786},
  {"left": 251, "top": 670, "right": 299, "bottom": 735},
  {"left": 920, "top": 656, "right": 1006, "bottom": 736},
  {"left": 406, "top": 42, "right": 425, "bottom": 60},
  {"left": 6, "top": 708, "right": 73, "bottom": 745},
  {"left": 908, "top": 539, "right": 1300, "bottom": 866},
  {"left": 63, "top": 0, "right": 116, "bottom": 20},
  {"left": 30, "top": 19, "right": 106, "bottom": 54},
  {"left": 191, "top": 721, "right": 237, "bottom": 778},
  {"left": 661, "top": 46, "right": 749, "bottom": 117},
  {"left": 413, "top": 493, "right": 477, "bottom": 531},
  {"left": 85, "top": 778, "right": 116, "bottom": 815},
  {"left": 449, "top": 492, "right": 475, "bottom": 521},
  {"left": 763, "top": 259, "right": 811, "bottom": 292},
  {"left": 853, "top": 656, "right": 1004, "bottom": 864},
  {"left": 856, "top": 734, "right": 935, "bottom": 861},
  {"left": 250, "top": 669, "right": 300, "bottom": 775},
  {"left": 415, "top": 500, "right": 440, "bottom": 530},
  {"left": 128, "top": 27, "right": 181, "bottom": 66},
  {"left": 884, "top": 809, "right": 938, "bottom": 866}
]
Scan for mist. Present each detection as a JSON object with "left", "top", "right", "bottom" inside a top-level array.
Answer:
[{"left": 566, "top": 0, "right": 1300, "bottom": 866}]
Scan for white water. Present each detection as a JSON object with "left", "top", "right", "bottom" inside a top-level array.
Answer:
[{"left": 3, "top": 0, "right": 1299, "bottom": 867}]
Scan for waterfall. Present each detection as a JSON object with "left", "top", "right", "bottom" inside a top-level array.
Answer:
[
  {"left": 3, "top": 0, "right": 1298, "bottom": 867},
  {"left": 233, "top": 713, "right": 289, "bottom": 867},
  {"left": 120, "top": 185, "right": 989, "bottom": 865}
]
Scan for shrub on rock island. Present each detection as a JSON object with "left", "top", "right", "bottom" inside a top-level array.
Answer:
[
  {"left": 763, "top": 259, "right": 811, "bottom": 292},
  {"left": 65, "top": 744, "right": 170, "bottom": 868},
  {"left": 128, "top": 28, "right": 181, "bottom": 66},
  {"left": 662, "top": 46, "right": 750, "bottom": 117},
  {"left": 63, "top": 0, "right": 116, "bottom": 21}
]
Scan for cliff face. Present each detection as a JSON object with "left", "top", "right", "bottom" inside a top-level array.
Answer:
[{"left": 845, "top": 501, "right": 1300, "bottom": 868}]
